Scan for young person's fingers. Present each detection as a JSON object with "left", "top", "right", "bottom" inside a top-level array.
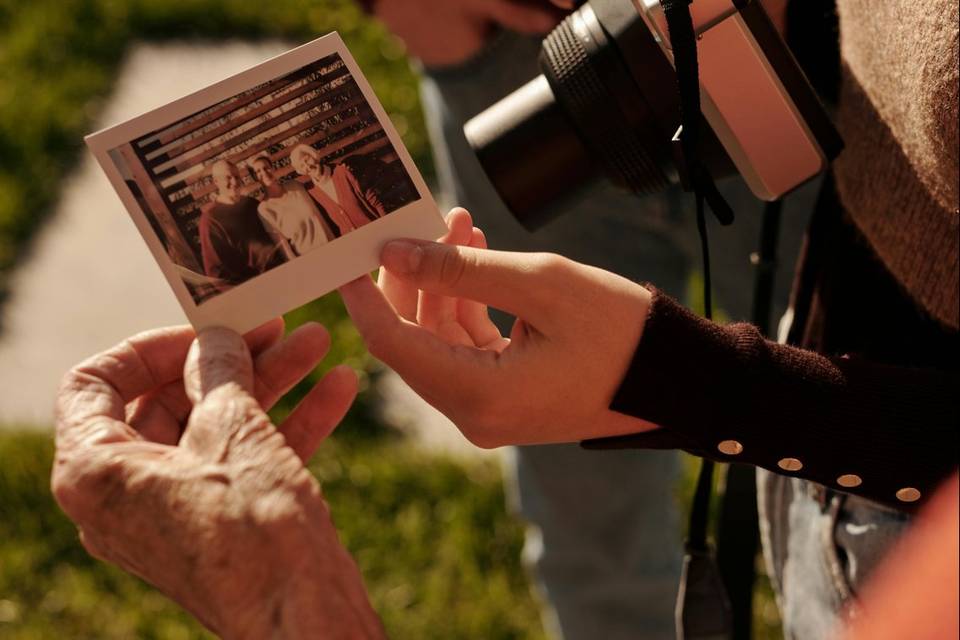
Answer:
[
  {"left": 340, "top": 276, "right": 501, "bottom": 404},
  {"left": 417, "top": 208, "right": 474, "bottom": 333},
  {"left": 379, "top": 208, "right": 469, "bottom": 322},
  {"left": 380, "top": 240, "right": 566, "bottom": 330},
  {"left": 252, "top": 322, "right": 330, "bottom": 409},
  {"left": 378, "top": 265, "right": 418, "bottom": 322},
  {"left": 278, "top": 365, "right": 358, "bottom": 462},
  {"left": 455, "top": 227, "right": 505, "bottom": 348}
]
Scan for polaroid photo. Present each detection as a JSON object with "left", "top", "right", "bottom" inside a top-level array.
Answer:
[{"left": 86, "top": 32, "right": 447, "bottom": 334}]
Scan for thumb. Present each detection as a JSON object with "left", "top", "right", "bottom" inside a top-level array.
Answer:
[
  {"left": 181, "top": 328, "right": 274, "bottom": 460},
  {"left": 183, "top": 327, "right": 255, "bottom": 404},
  {"left": 380, "top": 240, "right": 563, "bottom": 328}
]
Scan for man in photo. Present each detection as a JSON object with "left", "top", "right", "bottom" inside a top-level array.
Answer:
[
  {"left": 199, "top": 158, "right": 287, "bottom": 285},
  {"left": 250, "top": 155, "right": 339, "bottom": 256},
  {"left": 290, "top": 143, "right": 386, "bottom": 235}
]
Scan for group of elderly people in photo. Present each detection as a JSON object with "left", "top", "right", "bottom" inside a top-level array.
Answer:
[{"left": 198, "top": 144, "right": 387, "bottom": 285}]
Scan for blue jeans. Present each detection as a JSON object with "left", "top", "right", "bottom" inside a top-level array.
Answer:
[{"left": 757, "top": 472, "right": 912, "bottom": 639}]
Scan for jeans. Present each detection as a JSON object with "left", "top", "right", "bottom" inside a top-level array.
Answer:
[{"left": 757, "top": 471, "right": 913, "bottom": 639}]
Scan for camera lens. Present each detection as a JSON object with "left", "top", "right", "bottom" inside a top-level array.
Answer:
[{"left": 465, "top": 0, "right": 682, "bottom": 230}]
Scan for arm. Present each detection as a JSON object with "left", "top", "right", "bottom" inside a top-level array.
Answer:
[
  {"left": 198, "top": 212, "right": 223, "bottom": 279},
  {"left": 587, "top": 290, "right": 958, "bottom": 511},
  {"left": 362, "top": 0, "right": 564, "bottom": 67},
  {"left": 361, "top": 0, "right": 784, "bottom": 68},
  {"left": 343, "top": 160, "right": 387, "bottom": 219},
  {"left": 340, "top": 209, "right": 958, "bottom": 511},
  {"left": 258, "top": 201, "right": 297, "bottom": 260}
]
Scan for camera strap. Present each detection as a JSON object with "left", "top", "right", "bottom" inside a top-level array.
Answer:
[
  {"left": 661, "top": 0, "right": 735, "bottom": 227},
  {"left": 659, "top": 1, "right": 734, "bottom": 639}
]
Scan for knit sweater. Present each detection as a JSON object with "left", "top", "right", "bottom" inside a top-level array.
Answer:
[{"left": 590, "top": 0, "right": 960, "bottom": 511}]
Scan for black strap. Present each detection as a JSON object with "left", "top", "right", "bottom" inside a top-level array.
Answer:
[
  {"left": 661, "top": 0, "right": 735, "bottom": 226},
  {"left": 659, "top": 2, "right": 733, "bottom": 638}
]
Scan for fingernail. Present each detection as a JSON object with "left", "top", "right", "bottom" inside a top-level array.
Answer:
[{"left": 382, "top": 240, "right": 423, "bottom": 276}]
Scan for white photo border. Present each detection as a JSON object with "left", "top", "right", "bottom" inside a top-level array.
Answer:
[{"left": 86, "top": 32, "right": 446, "bottom": 334}]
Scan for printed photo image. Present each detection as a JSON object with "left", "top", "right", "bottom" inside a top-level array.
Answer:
[
  {"left": 88, "top": 33, "right": 445, "bottom": 333},
  {"left": 105, "top": 50, "right": 421, "bottom": 305}
]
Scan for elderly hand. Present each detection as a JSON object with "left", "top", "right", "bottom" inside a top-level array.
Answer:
[
  {"left": 370, "top": 0, "right": 566, "bottom": 67},
  {"left": 340, "top": 209, "right": 660, "bottom": 448},
  {"left": 51, "top": 320, "right": 383, "bottom": 639}
]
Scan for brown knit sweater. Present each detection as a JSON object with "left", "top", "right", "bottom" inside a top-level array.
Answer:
[
  {"left": 593, "top": 0, "right": 959, "bottom": 511},
  {"left": 834, "top": 0, "right": 959, "bottom": 328}
]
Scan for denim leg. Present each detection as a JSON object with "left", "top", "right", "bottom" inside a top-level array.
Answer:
[
  {"left": 758, "top": 471, "right": 913, "bottom": 640},
  {"left": 505, "top": 445, "right": 682, "bottom": 640}
]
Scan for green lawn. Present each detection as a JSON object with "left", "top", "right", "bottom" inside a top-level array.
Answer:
[{"left": 0, "top": 428, "right": 546, "bottom": 639}]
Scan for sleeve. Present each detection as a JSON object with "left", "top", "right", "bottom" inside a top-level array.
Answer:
[
  {"left": 199, "top": 213, "right": 223, "bottom": 279},
  {"left": 343, "top": 159, "right": 386, "bottom": 219},
  {"left": 258, "top": 202, "right": 296, "bottom": 260},
  {"left": 584, "top": 289, "right": 959, "bottom": 512}
]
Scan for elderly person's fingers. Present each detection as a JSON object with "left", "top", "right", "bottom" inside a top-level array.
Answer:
[
  {"left": 55, "top": 325, "right": 198, "bottom": 451},
  {"left": 246, "top": 317, "right": 286, "bottom": 354},
  {"left": 180, "top": 328, "right": 275, "bottom": 461},
  {"left": 183, "top": 327, "right": 256, "bottom": 403},
  {"left": 278, "top": 365, "right": 358, "bottom": 461},
  {"left": 251, "top": 322, "right": 330, "bottom": 409},
  {"left": 127, "top": 318, "right": 287, "bottom": 444}
]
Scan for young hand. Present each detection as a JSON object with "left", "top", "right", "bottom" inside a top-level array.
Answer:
[
  {"left": 340, "top": 208, "right": 660, "bottom": 448},
  {"left": 370, "top": 0, "right": 565, "bottom": 67}
]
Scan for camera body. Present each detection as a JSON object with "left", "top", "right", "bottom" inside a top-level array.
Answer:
[{"left": 464, "top": 0, "right": 841, "bottom": 229}]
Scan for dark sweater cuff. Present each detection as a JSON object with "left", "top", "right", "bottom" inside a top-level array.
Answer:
[{"left": 586, "top": 290, "right": 959, "bottom": 512}]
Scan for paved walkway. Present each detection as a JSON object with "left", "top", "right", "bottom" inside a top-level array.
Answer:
[{"left": 0, "top": 41, "right": 487, "bottom": 458}]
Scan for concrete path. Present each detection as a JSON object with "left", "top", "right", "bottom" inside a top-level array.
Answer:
[
  {"left": 0, "top": 40, "right": 489, "bottom": 458},
  {"left": 0, "top": 42, "right": 292, "bottom": 426}
]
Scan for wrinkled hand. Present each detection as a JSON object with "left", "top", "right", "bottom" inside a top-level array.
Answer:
[
  {"left": 371, "top": 0, "right": 566, "bottom": 67},
  {"left": 340, "top": 208, "right": 660, "bottom": 448},
  {"left": 51, "top": 320, "right": 383, "bottom": 639}
]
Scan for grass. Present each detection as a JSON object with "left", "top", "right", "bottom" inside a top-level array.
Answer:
[{"left": 0, "top": 429, "right": 546, "bottom": 639}]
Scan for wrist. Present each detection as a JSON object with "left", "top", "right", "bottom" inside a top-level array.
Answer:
[{"left": 217, "top": 509, "right": 383, "bottom": 640}]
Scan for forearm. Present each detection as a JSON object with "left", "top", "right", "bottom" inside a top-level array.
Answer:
[
  {"left": 215, "top": 530, "right": 383, "bottom": 640},
  {"left": 588, "top": 290, "right": 959, "bottom": 511}
]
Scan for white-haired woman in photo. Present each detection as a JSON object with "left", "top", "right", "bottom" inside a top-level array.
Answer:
[{"left": 289, "top": 143, "right": 386, "bottom": 236}]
